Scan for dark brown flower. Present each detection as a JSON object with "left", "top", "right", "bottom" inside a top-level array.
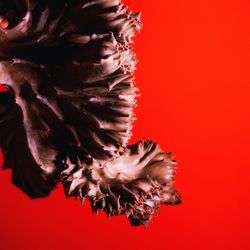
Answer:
[{"left": 0, "top": 0, "right": 181, "bottom": 226}]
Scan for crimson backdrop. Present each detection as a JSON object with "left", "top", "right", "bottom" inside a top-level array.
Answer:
[{"left": 0, "top": 0, "right": 250, "bottom": 249}]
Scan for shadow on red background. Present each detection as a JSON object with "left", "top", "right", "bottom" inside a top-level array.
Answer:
[{"left": 0, "top": 0, "right": 250, "bottom": 249}]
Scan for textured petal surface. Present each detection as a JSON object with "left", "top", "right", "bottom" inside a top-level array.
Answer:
[
  {"left": 62, "top": 140, "right": 181, "bottom": 226},
  {"left": 0, "top": 0, "right": 180, "bottom": 226},
  {"left": 0, "top": 91, "right": 57, "bottom": 198}
]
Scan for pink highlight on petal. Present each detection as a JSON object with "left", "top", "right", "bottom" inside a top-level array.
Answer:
[{"left": 0, "top": 16, "right": 9, "bottom": 29}]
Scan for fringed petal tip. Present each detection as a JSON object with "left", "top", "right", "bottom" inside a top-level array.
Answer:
[{"left": 62, "top": 140, "right": 181, "bottom": 226}]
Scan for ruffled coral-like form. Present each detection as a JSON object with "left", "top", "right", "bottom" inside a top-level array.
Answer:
[{"left": 0, "top": 0, "right": 181, "bottom": 226}]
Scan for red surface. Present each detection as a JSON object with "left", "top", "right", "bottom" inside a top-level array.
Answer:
[
  {"left": 0, "top": 85, "right": 8, "bottom": 92},
  {"left": 0, "top": 0, "right": 250, "bottom": 249}
]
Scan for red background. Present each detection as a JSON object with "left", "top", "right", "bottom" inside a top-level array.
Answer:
[{"left": 0, "top": 0, "right": 250, "bottom": 249}]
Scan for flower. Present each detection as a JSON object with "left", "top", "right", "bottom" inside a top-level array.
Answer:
[{"left": 0, "top": 0, "right": 180, "bottom": 226}]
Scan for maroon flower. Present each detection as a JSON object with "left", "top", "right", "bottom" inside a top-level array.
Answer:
[{"left": 0, "top": 0, "right": 181, "bottom": 226}]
